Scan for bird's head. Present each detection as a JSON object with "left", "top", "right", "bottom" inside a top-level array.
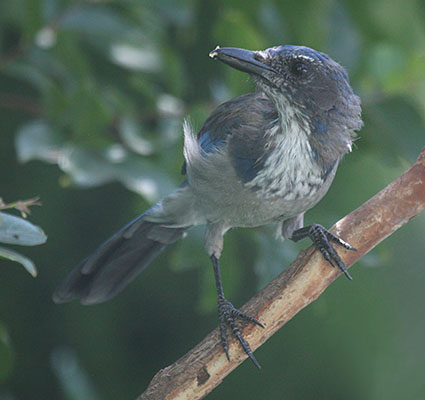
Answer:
[{"left": 210, "top": 45, "right": 362, "bottom": 136}]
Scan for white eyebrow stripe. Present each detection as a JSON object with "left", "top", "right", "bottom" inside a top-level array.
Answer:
[{"left": 295, "top": 54, "right": 315, "bottom": 62}]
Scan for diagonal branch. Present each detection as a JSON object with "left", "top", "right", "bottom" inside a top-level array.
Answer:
[{"left": 138, "top": 147, "right": 425, "bottom": 400}]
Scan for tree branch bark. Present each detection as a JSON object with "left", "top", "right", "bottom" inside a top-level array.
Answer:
[{"left": 138, "top": 147, "right": 425, "bottom": 400}]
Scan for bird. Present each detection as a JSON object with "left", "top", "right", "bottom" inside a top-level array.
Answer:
[{"left": 53, "top": 45, "right": 363, "bottom": 368}]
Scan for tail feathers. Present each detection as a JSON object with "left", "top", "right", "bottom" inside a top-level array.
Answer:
[{"left": 53, "top": 218, "right": 186, "bottom": 305}]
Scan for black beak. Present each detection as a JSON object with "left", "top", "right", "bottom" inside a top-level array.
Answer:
[{"left": 209, "top": 47, "right": 276, "bottom": 76}]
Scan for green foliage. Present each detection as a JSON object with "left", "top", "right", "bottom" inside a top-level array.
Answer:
[
  {"left": 1, "top": 1, "right": 424, "bottom": 399},
  {"left": 0, "top": 200, "right": 46, "bottom": 276}
]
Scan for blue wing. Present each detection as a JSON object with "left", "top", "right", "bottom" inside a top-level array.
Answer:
[
  {"left": 198, "top": 130, "right": 226, "bottom": 153},
  {"left": 182, "top": 92, "right": 278, "bottom": 183}
]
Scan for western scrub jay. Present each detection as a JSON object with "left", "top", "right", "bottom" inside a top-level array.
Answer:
[{"left": 54, "top": 45, "right": 363, "bottom": 368}]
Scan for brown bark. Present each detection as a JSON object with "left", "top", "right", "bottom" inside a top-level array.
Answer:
[{"left": 138, "top": 148, "right": 425, "bottom": 400}]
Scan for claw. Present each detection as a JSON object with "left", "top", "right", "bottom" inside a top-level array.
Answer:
[
  {"left": 218, "top": 296, "right": 263, "bottom": 368},
  {"left": 232, "top": 308, "right": 264, "bottom": 328},
  {"left": 343, "top": 269, "right": 353, "bottom": 280},
  {"left": 292, "top": 224, "right": 354, "bottom": 280},
  {"left": 211, "top": 255, "right": 263, "bottom": 368},
  {"left": 325, "top": 230, "right": 357, "bottom": 252},
  {"left": 232, "top": 327, "right": 262, "bottom": 369}
]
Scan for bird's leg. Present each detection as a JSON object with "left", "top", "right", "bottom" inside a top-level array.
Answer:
[
  {"left": 210, "top": 255, "right": 264, "bottom": 368},
  {"left": 291, "top": 224, "right": 356, "bottom": 280}
]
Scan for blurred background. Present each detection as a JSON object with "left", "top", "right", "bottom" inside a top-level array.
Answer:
[{"left": 1, "top": 0, "right": 425, "bottom": 399}]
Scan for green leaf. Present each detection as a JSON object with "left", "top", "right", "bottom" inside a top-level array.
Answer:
[
  {"left": 4, "top": 61, "right": 52, "bottom": 90},
  {"left": 60, "top": 5, "right": 132, "bottom": 39},
  {"left": 113, "top": 153, "right": 176, "bottom": 201},
  {"left": 68, "top": 82, "right": 113, "bottom": 137},
  {"left": 51, "top": 347, "right": 101, "bottom": 400},
  {"left": 109, "top": 42, "right": 161, "bottom": 72},
  {"left": 0, "top": 212, "right": 47, "bottom": 246},
  {"left": 119, "top": 116, "right": 154, "bottom": 156},
  {"left": 60, "top": 144, "right": 175, "bottom": 201},
  {"left": 15, "top": 120, "right": 64, "bottom": 163},
  {"left": 59, "top": 145, "right": 116, "bottom": 187},
  {"left": 0, "top": 246, "right": 38, "bottom": 277}
]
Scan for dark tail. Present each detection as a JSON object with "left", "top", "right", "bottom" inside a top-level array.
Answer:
[{"left": 53, "top": 215, "right": 187, "bottom": 305}]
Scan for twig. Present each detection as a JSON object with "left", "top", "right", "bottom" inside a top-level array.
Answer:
[
  {"left": 0, "top": 197, "right": 41, "bottom": 218},
  {"left": 138, "top": 147, "right": 425, "bottom": 400}
]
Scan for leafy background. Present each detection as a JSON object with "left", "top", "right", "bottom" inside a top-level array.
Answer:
[{"left": 1, "top": 0, "right": 425, "bottom": 399}]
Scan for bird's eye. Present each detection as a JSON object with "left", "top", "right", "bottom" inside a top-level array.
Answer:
[{"left": 290, "top": 61, "right": 308, "bottom": 77}]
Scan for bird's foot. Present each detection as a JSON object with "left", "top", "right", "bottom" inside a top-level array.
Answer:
[
  {"left": 291, "top": 224, "right": 356, "bottom": 280},
  {"left": 217, "top": 295, "right": 264, "bottom": 369}
]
